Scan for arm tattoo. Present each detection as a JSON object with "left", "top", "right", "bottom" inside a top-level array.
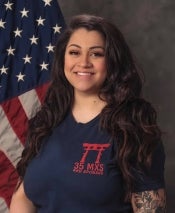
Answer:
[{"left": 132, "top": 189, "right": 166, "bottom": 213}]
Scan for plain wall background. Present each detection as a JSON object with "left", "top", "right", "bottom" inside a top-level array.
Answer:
[{"left": 58, "top": 0, "right": 175, "bottom": 211}]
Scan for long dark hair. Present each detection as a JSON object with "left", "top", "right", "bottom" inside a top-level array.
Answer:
[{"left": 17, "top": 14, "right": 161, "bottom": 199}]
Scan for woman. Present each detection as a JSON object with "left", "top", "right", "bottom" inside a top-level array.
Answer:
[{"left": 10, "top": 14, "right": 166, "bottom": 212}]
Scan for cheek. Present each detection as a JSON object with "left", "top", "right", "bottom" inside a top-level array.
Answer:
[
  {"left": 101, "top": 62, "right": 108, "bottom": 82},
  {"left": 64, "top": 56, "right": 74, "bottom": 83},
  {"left": 64, "top": 56, "right": 72, "bottom": 73},
  {"left": 98, "top": 61, "right": 107, "bottom": 75},
  {"left": 64, "top": 55, "right": 68, "bottom": 68}
]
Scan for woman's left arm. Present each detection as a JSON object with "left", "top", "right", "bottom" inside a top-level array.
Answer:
[{"left": 131, "top": 188, "right": 166, "bottom": 212}]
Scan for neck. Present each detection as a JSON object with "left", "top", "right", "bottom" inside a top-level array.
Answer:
[{"left": 72, "top": 92, "right": 106, "bottom": 123}]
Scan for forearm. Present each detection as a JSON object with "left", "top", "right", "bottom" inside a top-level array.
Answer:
[{"left": 131, "top": 188, "right": 166, "bottom": 213}]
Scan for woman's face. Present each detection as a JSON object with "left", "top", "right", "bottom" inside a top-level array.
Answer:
[{"left": 64, "top": 28, "right": 107, "bottom": 96}]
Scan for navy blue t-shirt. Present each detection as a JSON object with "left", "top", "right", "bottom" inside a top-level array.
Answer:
[{"left": 24, "top": 112, "right": 165, "bottom": 213}]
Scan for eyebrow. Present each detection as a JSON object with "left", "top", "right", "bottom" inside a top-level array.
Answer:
[{"left": 68, "top": 44, "right": 105, "bottom": 50}]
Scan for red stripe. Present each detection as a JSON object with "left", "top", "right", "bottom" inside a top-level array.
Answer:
[
  {"left": 0, "top": 151, "right": 19, "bottom": 207},
  {"left": 36, "top": 82, "right": 50, "bottom": 103},
  {"left": 1, "top": 97, "right": 28, "bottom": 145}
]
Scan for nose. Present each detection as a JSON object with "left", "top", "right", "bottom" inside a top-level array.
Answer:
[{"left": 78, "top": 54, "right": 92, "bottom": 68}]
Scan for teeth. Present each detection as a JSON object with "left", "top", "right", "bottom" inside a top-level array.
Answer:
[{"left": 77, "top": 72, "right": 92, "bottom": 76}]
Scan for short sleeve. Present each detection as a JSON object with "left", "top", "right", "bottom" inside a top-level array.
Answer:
[{"left": 132, "top": 141, "right": 165, "bottom": 192}]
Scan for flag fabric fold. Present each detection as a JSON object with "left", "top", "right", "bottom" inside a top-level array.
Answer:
[{"left": 0, "top": 0, "right": 65, "bottom": 211}]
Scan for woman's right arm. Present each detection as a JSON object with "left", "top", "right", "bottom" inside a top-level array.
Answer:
[{"left": 10, "top": 182, "right": 37, "bottom": 213}]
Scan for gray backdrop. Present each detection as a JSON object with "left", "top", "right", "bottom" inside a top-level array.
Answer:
[{"left": 58, "top": 0, "right": 175, "bottom": 212}]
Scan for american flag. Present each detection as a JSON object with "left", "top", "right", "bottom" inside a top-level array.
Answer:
[{"left": 0, "top": 0, "right": 65, "bottom": 211}]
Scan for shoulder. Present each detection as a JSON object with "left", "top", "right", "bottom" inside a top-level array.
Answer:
[
  {"left": 126, "top": 98, "right": 156, "bottom": 112},
  {"left": 123, "top": 98, "right": 158, "bottom": 124}
]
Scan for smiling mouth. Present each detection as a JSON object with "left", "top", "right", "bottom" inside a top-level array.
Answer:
[{"left": 75, "top": 72, "right": 94, "bottom": 76}]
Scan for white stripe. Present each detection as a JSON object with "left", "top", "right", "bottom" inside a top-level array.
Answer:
[
  {"left": 0, "top": 106, "right": 24, "bottom": 167},
  {"left": 0, "top": 197, "right": 9, "bottom": 213},
  {"left": 18, "top": 89, "right": 41, "bottom": 119}
]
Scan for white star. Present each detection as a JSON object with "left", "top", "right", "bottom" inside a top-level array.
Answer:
[
  {"left": 20, "top": 8, "right": 29, "bottom": 18},
  {"left": 14, "top": 27, "right": 22, "bottom": 37},
  {"left": 40, "top": 61, "right": 49, "bottom": 70},
  {"left": 0, "top": 19, "right": 6, "bottom": 28},
  {"left": 36, "top": 16, "right": 45, "bottom": 26},
  {"left": 23, "top": 54, "right": 32, "bottom": 64},
  {"left": 4, "top": 1, "right": 13, "bottom": 10},
  {"left": 16, "top": 72, "right": 25, "bottom": 82},
  {"left": 29, "top": 35, "right": 39, "bottom": 45},
  {"left": 6, "top": 46, "right": 15, "bottom": 56},
  {"left": 53, "top": 24, "right": 62, "bottom": 34},
  {"left": 0, "top": 65, "right": 8, "bottom": 75},
  {"left": 42, "top": 0, "right": 52, "bottom": 6},
  {"left": 46, "top": 43, "right": 54, "bottom": 53}
]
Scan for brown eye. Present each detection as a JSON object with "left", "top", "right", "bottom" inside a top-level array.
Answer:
[
  {"left": 90, "top": 52, "right": 105, "bottom": 57},
  {"left": 69, "top": 50, "right": 79, "bottom": 56}
]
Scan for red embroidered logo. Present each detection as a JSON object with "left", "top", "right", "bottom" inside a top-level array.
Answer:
[{"left": 73, "top": 143, "right": 110, "bottom": 175}]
